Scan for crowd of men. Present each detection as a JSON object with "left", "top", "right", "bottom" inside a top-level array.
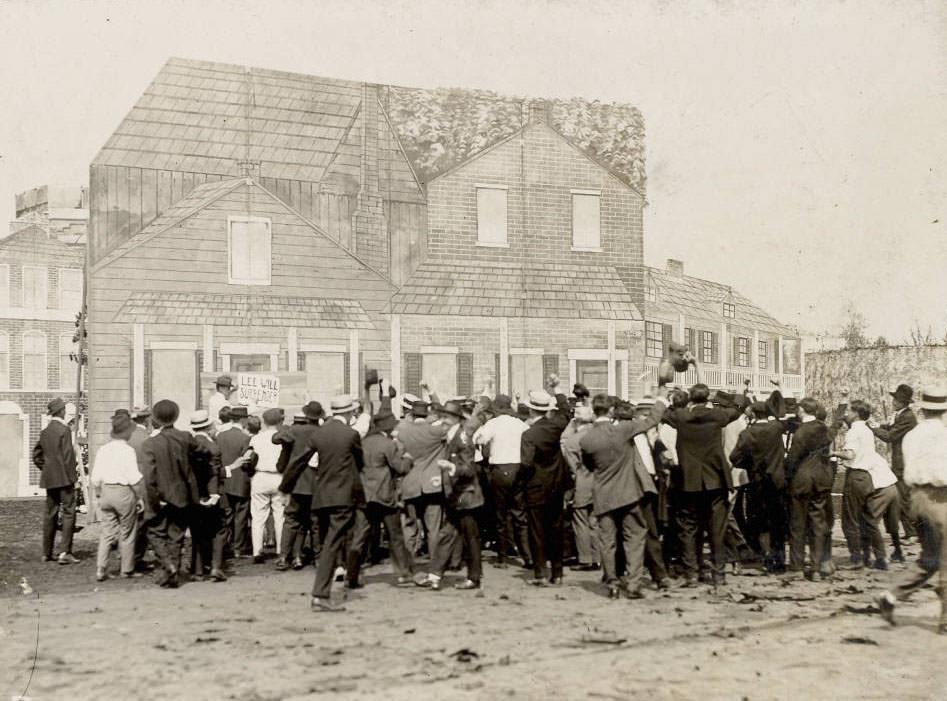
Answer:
[{"left": 32, "top": 357, "right": 947, "bottom": 630}]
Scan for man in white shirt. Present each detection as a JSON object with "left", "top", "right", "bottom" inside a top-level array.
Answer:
[
  {"left": 208, "top": 375, "right": 235, "bottom": 429},
  {"left": 473, "top": 395, "right": 531, "bottom": 568},
  {"left": 249, "top": 408, "right": 289, "bottom": 563},
  {"left": 91, "top": 412, "right": 145, "bottom": 581},
  {"left": 877, "top": 387, "right": 947, "bottom": 633},
  {"left": 831, "top": 400, "right": 899, "bottom": 569}
]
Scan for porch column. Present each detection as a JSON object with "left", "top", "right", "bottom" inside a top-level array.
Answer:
[
  {"left": 133, "top": 323, "right": 144, "bottom": 406},
  {"left": 203, "top": 325, "right": 214, "bottom": 372},
  {"left": 287, "top": 328, "right": 298, "bottom": 372},
  {"left": 349, "top": 329, "right": 360, "bottom": 397},
  {"left": 390, "top": 315, "right": 401, "bottom": 410},
  {"left": 499, "top": 318, "right": 509, "bottom": 395},
  {"left": 678, "top": 313, "right": 685, "bottom": 347},
  {"left": 778, "top": 335, "right": 785, "bottom": 384},
  {"left": 607, "top": 320, "right": 617, "bottom": 395}
]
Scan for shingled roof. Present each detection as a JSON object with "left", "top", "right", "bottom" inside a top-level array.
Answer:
[
  {"left": 389, "top": 259, "right": 642, "bottom": 320},
  {"left": 115, "top": 292, "right": 374, "bottom": 329},
  {"left": 646, "top": 266, "right": 794, "bottom": 335}
]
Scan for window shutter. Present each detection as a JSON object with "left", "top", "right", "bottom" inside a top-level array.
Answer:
[
  {"left": 662, "top": 323, "right": 674, "bottom": 349},
  {"left": 195, "top": 351, "right": 203, "bottom": 408},
  {"left": 297, "top": 352, "right": 306, "bottom": 371},
  {"left": 128, "top": 347, "right": 134, "bottom": 406},
  {"left": 457, "top": 352, "right": 473, "bottom": 397},
  {"left": 343, "top": 353, "right": 351, "bottom": 393},
  {"left": 494, "top": 353, "right": 501, "bottom": 394},
  {"left": 732, "top": 337, "right": 738, "bottom": 366},
  {"left": 359, "top": 352, "right": 364, "bottom": 392},
  {"left": 404, "top": 353, "right": 422, "bottom": 396},
  {"left": 213, "top": 350, "right": 220, "bottom": 373},
  {"left": 711, "top": 333, "right": 719, "bottom": 365},
  {"left": 542, "top": 353, "right": 559, "bottom": 381},
  {"left": 144, "top": 350, "right": 153, "bottom": 406},
  {"left": 685, "top": 328, "right": 695, "bottom": 353}
]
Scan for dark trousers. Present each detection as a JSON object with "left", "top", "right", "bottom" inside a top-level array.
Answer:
[
  {"left": 842, "top": 469, "right": 871, "bottom": 557},
  {"left": 223, "top": 493, "right": 251, "bottom": 555},
  {"left": 863, "top": 484, "right": 899, "bottom": 562},
  {"left": 789, "top": 488, "right": 829, "bottom": 572},
  {"left": 347, "top": 502, "right": 414, "bottom": 583},
  {"left": 147, "top": 504, "right": 189, "bottom": 583},
  {"left": 43, "top": 485, "right": 76, "bottom": 558},
  {"left": 431, "top": 509, "right": 482, "bottom": 583},
  {"left": 280, "top": 493, "right": 313, "bottom": 561},
  {"left": 642, "top": 494, "right": 669, "bottom": 583},
  {"left": 489, "top": 464, "right": 532, "bottom": 564},
  {"left": 190, "top": 504, "right": 225, "bottom": 574},
  {"left": 881, "top": 485, "right": 904, "bottom": 553},
  {"left": 311, "top": 506, "right": 354, "bottom": 600},
  {"left": 526, "top": 499, "right": 564, "bottom": 580},
  {"left": 895, "top": 476, "right": 917, "bottom": 537},
  {"left": 598, "top": 502, "right": 647, "bottom": 591},
  {"left": 677, "top": 489, "right": 728, "bottom": 580}
]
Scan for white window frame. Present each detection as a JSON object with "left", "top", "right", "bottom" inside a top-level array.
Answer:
[
  {"left": 475, "top": 184, "right": 509, "bottom": 248},
  {"left": 59, "top": 332, "right": 75, "bottom": 391},
  {"left": 0, "top": 264, "right": 9, "bottom": 308},
  {"left": 0, "top": 330, "right": 9, "bottom": 390},
  {"left": 228, "top": 215, "right": 272, "bottom": 285},
  {"left": 570, "top": 189, "right": 602, "bottom": 251},
  {"left": 58, "top": 268, "right": 83, "bottom": 312},
  {"left": 21, "top": 330, "right": 48, "bottom": 390},
  {"left": 21, "top": 265, "right": 47, "bottom": 310},
  {"left": 723, "top": 302, "right": 735, "bottom": 319}
]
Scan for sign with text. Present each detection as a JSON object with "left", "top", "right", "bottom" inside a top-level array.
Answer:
[{"left": 236, "top": 373, "right": 280, "bottom": 407}]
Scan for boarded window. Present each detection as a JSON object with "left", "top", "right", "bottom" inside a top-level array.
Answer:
[
  {"left": 229, "top": 216, "right": 272, "bottom": 284},
  {"left": 572, "top": 193, "right": 601, "bottom": 249},
  {"left": 423, "top": 352, "right": 457, "bottom": 396},
  {"left": 22, "top": 266, "right": 47, "bottom": 309},
  {"left": 575, "top": 359, "right": 608, "bottom": 397},
  {"left": 510, "top": 354, "right": 543, "bottom": 398},
  {"left": 59, "top": 269, "right": 83, "bottom": 312},
  {"left": 304, "top": 351, "right": 346, "bottom": 409},
  {"left": 457, "top": 353, "right": 474, "bottom": 397},
  {"left": 476, "top": 187, "right": 507, "bottom": 246},
  {"left": 404, "top": 353, "right": 422, "bottom": 397},
  {"left": 151, "top": 349, "right": 196, "bottom": 430},
  {"left": 0, "top": 331, "right": 8, "bottom": 389}
]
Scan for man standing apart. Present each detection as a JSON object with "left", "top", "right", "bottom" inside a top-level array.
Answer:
[
  {"left": 33, "top": 397, "right": 80, "bottom": 564},
  {"left": 871, "top": 383, "right": 918, "bottom": 546},
  {"left": 285, "top": 395, "right": 364, "bottom": 612},
  {"left": 208, "top": 375, "right": 235, "bottom": 429}
]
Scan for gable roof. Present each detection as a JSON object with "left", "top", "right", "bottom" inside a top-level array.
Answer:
[
  {"left": 0, "top": 224, "right": 85, "bottom": 259},
  {"left": 646, "top": 266, "right": 794, "bottom": 336},
  {"left": 389, "top": 258, "right": 642, "bottom": 320}
]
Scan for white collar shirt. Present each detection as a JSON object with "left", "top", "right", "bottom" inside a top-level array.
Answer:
[
  {"left": 902, "top": 418, "right": 947, "bottom": 487},
  {"left": 249, "top": 427, "right": 282, "bottom": 473},
  {"left": 473, "top": 414, "right": 527, "bottom": 465},
  {"left": 844, "top": 420, "right": 897, "bottom": 489},
  {"left": 90, "top": 439, "right": 142, "bottom": 487}
]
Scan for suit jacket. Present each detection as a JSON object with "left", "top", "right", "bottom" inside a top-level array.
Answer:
[
  {"left": 397, "top": 420, "right": 449, "bottom": 500},
  {"left": 519, "top": 393, "right": 571, "bottom": 507},
  {"left": 729, "top": 419, "right": 786, "bottom": 489},
  {"left": 275, "top": 423, "right": 319, "bottom": 495},
  {"left": 443, "top": 424, "right": 483, "bottom": 511},
  {"left": 561, "top": 421, "right": 594, "bottom": 508},
  {"left": 216, "top": 425, "right": 252, "bottom": 498},
  {"left": 785, "top": 419, "right": 833, "bottom": 496},
  {"left": 141, "top": 426, "right": 208, "bottom": 519},
  {"left": 664, "top": 404, "right": 742, "bottom": 492},
  {"left": 191, "top": 432, "right": 224, "bottom": 499},
  {"left": 360, "top": 430, "right": 406, "bottom": 508},
  {"left": 871, "top": 408, "right": 917, "bottom": 477},
  {"left": 286, "top": 417, "right": 364, "bottom": 510},
  {"left": 33, "top": 419, "right": 78, "bottom": 490},
  {"left": 579, "top": 401, "right": 665, "bottom": 517}
]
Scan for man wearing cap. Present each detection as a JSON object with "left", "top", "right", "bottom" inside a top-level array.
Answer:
[
  {"left": 877, "top": 387, "right": 947, "bottom": 633},
  {"left": 871, "top": 383, "right": 919, "bottom": 542},
  {"left": 518, "top": 376, "right": 572, "bottom": 586},
  {"left": 560, "top": 405, "right": 598, "bottom": 571},
  {"left": 209, "top": 375, "right": 235, "bottom": 429},
  {"left": 217, "top": 406, "right": 254, "bottom": 559},
  {"left": 473, "top": 394, "right": 531, "bottom": 568},
  {"left": 285, "top": 395, "right": 364, "bottom": 612},
  {"left": 187, "top": 410, "right": 227, "bottom": 581},
  {"left": 33, "top": 397, "right": 80, "bottom": 564},
  {"left": 141, "top": 399, "right": 215, "bottom": 587},
  {"left": 274, "top": 402, "right": 323, "bottom": 570},
  {"left": 249, "top": 408, "right": 289, "bottom": 563}
]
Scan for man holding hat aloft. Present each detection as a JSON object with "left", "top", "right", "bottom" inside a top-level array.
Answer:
[
  {"left": 871, "top": 383, "right": 919, "bottom": 542},
  {"left": 187, "top": 410, "right": 227, "bottom": 581},
  {"left": 285, "top": 394, "right": 364, "bottom": 612},
  {"left": 33, "top": 397, "right": 80, "bottom": 564},
  {"left": 91, "top": 411, "right": 145, "bottom": 580},
  {"left": 249, "top": 408, "right": 289, "bottom": 563}
]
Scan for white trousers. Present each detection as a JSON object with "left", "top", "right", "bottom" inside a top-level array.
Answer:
[{"left": 250, "top": 472, "right": 288, "bottom": 556}]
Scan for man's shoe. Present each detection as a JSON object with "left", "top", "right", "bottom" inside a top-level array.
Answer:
[
  {"left": 344, "top": 580, "right": 364, "bottom": 590},
  {"left": 571, "top": 563, "right": 600, "bottom": 572},
  {"left": 872, "top": 560, "right": 888, "bottom": 571},
  {"left": 624, "top": 588, "right": 645, "bottom": 600},
  {"left": 160, "top": 574, "right": 179, "bottom": 589},
  {"left": 877, "top": 592, "right": 896, "bottom": 625},
  {"left": 292, "top": 557, "right": 304, "bottom": 570},
  {"left": 42, "top": 555, "right": 55, "bottom": 563},
  {"left": 549, "top": 576, "right": 563, "bottom": 586},
  {"left": 656, "top": 578, "right": 671, "bottom": 591},
  {"left": 454, "top": 579, "right": 481, "bottom": 590},
  {"left": 252, "top": 554, "right": 265, "bottom": 564},
  {"left": 529, "top": 578, "right": 549, "bottom": 587},
  {"left": 891, "top": 551, "right": 905, "bottom": 563},
  {"left": 607, "top": 585, "right": 621, "bottom": 600},
  {"left": 395, "top": 575, "right": 414, "bottom": 587},
  {"left": 209, "top": 569, "right": 227, "bottom": 582},
  {"left": 275, "top": 558, "right": 290, "bottom": 571},
  {"left": 681, "top": 576, "right": 699, "bottom": 588},
  {"left": 310, "top": 597, "right": 346, "bottom": 613},
  {"left": 58, "top": 552, "right": 80, "bottom": 565},
  {"left": 121, "top": 571, "right": 143, "bottom": 579},
  {"left": 494, "top": 560, "right": 509, "bottom": 569},
  {"left": 96, "top": 570, "right": 108, "bottom": 582},
  {"left": 938, "top": 624, "right": 947, "bottom": 636},
  {"left": 521, "top": 561, "right": 534, "bottom": 570}
]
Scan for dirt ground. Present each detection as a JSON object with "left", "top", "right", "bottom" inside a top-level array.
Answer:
[{"left": 1, "top": 497, "right": 945, "bottom": 700}]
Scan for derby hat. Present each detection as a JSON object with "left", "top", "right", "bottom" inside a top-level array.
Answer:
[
  {"left": 889, "top": 384, "right": 914, "bottom": 404},
  {"left": 330, "top": 394, "right": 356, "bottom": 415},
  {"left": 373, "top": 410, "right": 398, "bottom": 432},
  {"left": 302, "top": 401, "right": 324, "bottom": 420},
  {"left": 229, "top": 405, "right": 249, "bottom": 420},
  {"left": 411, "top": 400, "right": 429, "bottom": 418},
  {"left": 47, "top": 397, "right": 66, "bottom": 415},
  {"left": 437, "top": 400, "right": 465, "bottom": 419},
  {"left": 292, "top": 412, "right": 309, "bottom": 425},
  {"left": 491, "top": 394, "right": 514, "bottom": 415},
  {"left": 110, "top": 412, "right": 135, "bottom": 440},
  {"left": 917, "top": 386, "right": 947, "bottom": 410},
  {"left": 524, "top": 390, "right": 555, "bottom": 412},
  {"left": 153, "top": 399, "right": 180, "bottom": 426},
  {"left": 189, "top": 409, "right": 212, "bottom": 430}
]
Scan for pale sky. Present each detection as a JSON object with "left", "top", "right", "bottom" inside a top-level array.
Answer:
[{"left": 1, "top": 0, "right": 945, "bottom": 342}]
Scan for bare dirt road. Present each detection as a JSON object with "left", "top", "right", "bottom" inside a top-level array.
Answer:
[{"left": 1, "top": 498, "right": 944, "bottom": 700}]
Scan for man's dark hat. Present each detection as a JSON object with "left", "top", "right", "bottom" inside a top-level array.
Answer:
[
  {"left": 302, "top": 401, "right": 323, "bottom": 421},
  {"left": 713, "top": 390, "right": 738, "bottom": 408},
  {"left": 47, "top": 397, "right": 66, "bottom": 415},
  {"left": 364, "top": 368, "right": 380, "bottom": 389},
  {"left": 110, "top": 412, "right": 135, "bottom": 439},
  {"left": 153, "top": 399, "right": 180, "bottom": 425},
  {"left": 411, "top": 400, "right": 429, "bottom": 418},
  {"left": 437, "top": 400, "right": 465, "bottom": 419},
  {"left": 112, "top": 408, "right": 131, "bottom": 418},
  {"left": 373, "top": 410, "right": 397, "bottom": 432},
  {"left": 491, "top": 394, "right": 514, "bottom": 415},
  {"left": 215, "top": 374, "right": 235, "bottom": 389},
  {"left": 889, "top": 384, "right": 913, "bottom": 404},
  {"left": 229, "top": 405, "right": 249, "bottom": 419},
  {"left": 751, "top": 401, "right": 770, "bottom": 416},
  {"left": 572, "top": 383, "right": 590, "bottom": 399}
]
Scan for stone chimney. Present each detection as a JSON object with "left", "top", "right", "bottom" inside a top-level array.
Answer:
[
  {"left": 353, "top": 83, "right": 388, "bottom": 275},
  {"left": 666, "top": 258, "right": 684, "bottom": 278},
  {"left": 527, "top": 99, "right": 550, "bottom": 125}
]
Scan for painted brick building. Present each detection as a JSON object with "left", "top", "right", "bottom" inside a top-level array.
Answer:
[{"left": 0, "top": 186, "right": 87, "bottom": 496}]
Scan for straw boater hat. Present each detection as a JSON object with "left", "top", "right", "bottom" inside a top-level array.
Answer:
[
  {"left": 524, "top": 390, "right": 555, "bottom": 412},
  {"left": 189, "top": 409, "right": 212, "bottom": 430},
  {"left": 401, "top": 393, "right": 420, "bottom": 412},
  {"left": 330, "top": 394, "right": 356, "bottom": 415},
  {"left": 917, "top": 386, "right": 947, "bottom": 410}
]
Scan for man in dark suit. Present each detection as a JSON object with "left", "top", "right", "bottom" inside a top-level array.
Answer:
[
  {"left": 664, "top": 383, "right": 743, "bottom": 587},
  {"left": 785, "top": 397, "right": 835, "bottom": 580},
  {"left": 127, "top": 406, "right": 152, "bottom": 571},
  {"left": 187, "top": 410, "right": 226, "bottom": 582},
  {"left": 284, "top": 394, "right": 364, "bottom": 613},
  {"left": 33, "top": 397, "right": 79, "bottom": 564},
  {"left": 871, "top": 383, "right": 918, "bottom": 545},
  {"left": 216, "top": 406, "right": 253, "bottom": 559},
  {"left": 274, "top": 402, "right": 323, "bottom": 570},
  {"left": 141, "top": 399, "right": 215, "bottom": 587},
  {"left": 729, "top": 401, "right": 788, "bottom": 572},
  {"left": 518, "top": 377, "right": 572, "bottom": 586},
  {"left": 580, "top": 392, "right": 667, "bottom": 599}
]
